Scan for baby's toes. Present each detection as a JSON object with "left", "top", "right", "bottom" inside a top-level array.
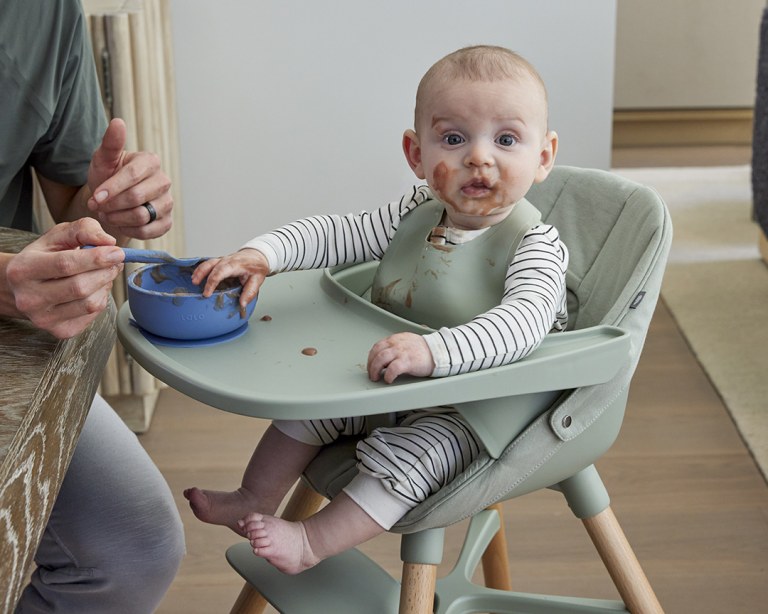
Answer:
[
  {"left": 241, "top": 511, "right": 263, "bottom": 524},
  {"left": 251, "top": 535, "right": 272, "bottom": 552},
  {"left": 241, "top": 514, "right": 265, "bottom": 533}
]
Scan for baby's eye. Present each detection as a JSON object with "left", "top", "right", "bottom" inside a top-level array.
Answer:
[
  {"left": 443, "top": 133, "right": 464, "bottom": 146},
  {"left": 497, "top": 134, "right": 517, "bottom": 147}
]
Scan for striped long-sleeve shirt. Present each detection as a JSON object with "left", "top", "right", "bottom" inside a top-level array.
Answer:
[{"left": 243, "top": 186, "right": 568, "bottom": 377}]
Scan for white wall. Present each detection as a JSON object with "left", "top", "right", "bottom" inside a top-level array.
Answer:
[
  {"left": 614, "top": 0, "right": 764, "bottom": 109},
  {"left": 170, "top": 1, "right": 617, "bottom": 256}
]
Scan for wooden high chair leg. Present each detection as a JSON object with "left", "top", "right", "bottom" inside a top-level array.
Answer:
[
  {"left": 480, "top": 503, "right": 512, "bottom": 591},
  {"left": 400, "top": 562, "right": 437, "bottom": 614},
  {"left": 582, "top": 506, "right": 664, "bottom": 614},
  {"left": 229, "top": 480, "right": 326, "bottom": 614}
]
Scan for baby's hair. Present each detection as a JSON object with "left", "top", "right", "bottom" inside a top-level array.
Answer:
[{"left": 413, "top": 45, "right": 548, "bottom": 130}]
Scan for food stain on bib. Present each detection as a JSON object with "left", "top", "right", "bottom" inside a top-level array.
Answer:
[{"left": 301, "top": 347, "right": 318, "bottom": 356}]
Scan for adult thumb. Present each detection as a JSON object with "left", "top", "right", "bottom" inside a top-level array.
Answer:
[{"left": 93, "top": 118, "right": 127, "bottom": 174}]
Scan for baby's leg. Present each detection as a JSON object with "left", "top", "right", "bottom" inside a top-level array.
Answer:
[
  {"left": 184, "top": 424, "right": 320, "bottom": 534},
  {"left": 240, "top": 492, "right": 384, "bottom": 575}
]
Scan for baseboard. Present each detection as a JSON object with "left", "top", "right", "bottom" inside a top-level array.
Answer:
[
  {"left": 104, "top": 390, "right": 159, "bottom": 433},
  {"left": 613, "top": 108, "right": 753, "bottom": 148}
]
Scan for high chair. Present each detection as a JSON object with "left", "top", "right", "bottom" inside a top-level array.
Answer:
[{"left": 116, "top": 166, "right": 672, "bottom": 614}]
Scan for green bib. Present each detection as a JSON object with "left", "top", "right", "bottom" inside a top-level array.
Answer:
[{"left": 371, "top": 198, "right": 541, "bottom": 329}]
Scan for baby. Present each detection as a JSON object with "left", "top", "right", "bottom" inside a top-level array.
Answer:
[{"left": 184, "top": 45, "right": 568, "bottom": 574}]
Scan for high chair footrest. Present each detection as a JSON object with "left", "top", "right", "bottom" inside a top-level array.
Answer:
[{"left": 226, "top": 542, "right": 401, "bottom": 613}]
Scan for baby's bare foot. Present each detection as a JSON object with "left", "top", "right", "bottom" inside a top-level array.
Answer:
[
  {"left": 183, "top": 487, "right": 259, "bottom": 535},
  {"left": 239, "top": 513, "right": 320, "bottom": 575}
]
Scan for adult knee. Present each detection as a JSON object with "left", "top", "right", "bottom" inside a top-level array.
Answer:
[{"left": 100, "top": 489, "right": 186, "bottom": 611}]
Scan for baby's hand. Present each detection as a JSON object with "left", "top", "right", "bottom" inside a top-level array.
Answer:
[
  {"left": 192, "top": 248, "right": 270, "bottom": 308},
  {"left": 367, "top": 332, "right": 434, "bottom": 384}
]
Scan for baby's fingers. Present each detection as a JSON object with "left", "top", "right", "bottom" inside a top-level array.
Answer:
[
  {"left": 202, "top": 262, "right": 245, "bottom": 297},
  {"left": 191, "top": 258, "right": 219, "bottom": 286},
  {"left": 240, "top": 276, "right": 263, "bottom": 307}
]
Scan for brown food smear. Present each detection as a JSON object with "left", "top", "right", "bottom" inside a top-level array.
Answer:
[
  {"left": 149, "top": 267, "right": 170, "bottom": 284},
  {"left": 260, "top": 314, "right": 272, "bottom": 321},
  {"left": 301, "top": 347, "right": 318, "bottom": 356}
]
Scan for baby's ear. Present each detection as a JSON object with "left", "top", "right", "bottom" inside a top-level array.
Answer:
[
  {"left": 402, "top": 130, "right": 425, "bottom": 179},
  {"left": 534, "top": 130, "right": 558, "bottom": 183}
]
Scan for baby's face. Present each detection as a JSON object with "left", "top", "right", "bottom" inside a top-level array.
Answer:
[{"left": 405, "top": 76, "right": 556, "bottom": 230}]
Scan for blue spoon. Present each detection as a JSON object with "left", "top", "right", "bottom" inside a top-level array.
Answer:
[{"left": 82, "top": 245, "right": 209, "bottom": 267}]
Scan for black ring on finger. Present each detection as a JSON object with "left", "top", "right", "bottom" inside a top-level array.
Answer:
[{"left": 143, "top": 202, "right": 157, "bottom": 225}]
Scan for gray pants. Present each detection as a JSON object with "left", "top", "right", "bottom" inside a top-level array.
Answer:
[{"left": 15, "top": 395, "right": 185, "bottom": 613}]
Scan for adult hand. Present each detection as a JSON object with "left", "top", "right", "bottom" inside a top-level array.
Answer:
[
  {"left": 367, "top": 332, "right": 435, "bottom": 384},
  {"left": 191, "top": 248, "right": 270, "bottom": 308},
  {"left": 86, "top": 118, "right": 173, "bottom": 240},
  {"left": 5, "top": 218, "right": 124, "bottom": 339}
]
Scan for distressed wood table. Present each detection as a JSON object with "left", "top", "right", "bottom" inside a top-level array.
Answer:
[{"left": 0, "top": 227, "right": 116, "bottom": 613}]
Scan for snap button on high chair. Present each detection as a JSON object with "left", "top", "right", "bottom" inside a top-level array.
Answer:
[{"left": 117, "top": 166, "right": 671, "bottom": 614}]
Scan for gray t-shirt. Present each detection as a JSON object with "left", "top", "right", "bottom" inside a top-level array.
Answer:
[{"left": 0, "top": 0, "right": 108, "bottom": 231}]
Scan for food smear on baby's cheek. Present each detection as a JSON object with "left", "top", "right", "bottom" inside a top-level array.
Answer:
[{"left": 432, "top": 162, "right": 450, "bottom": 201}]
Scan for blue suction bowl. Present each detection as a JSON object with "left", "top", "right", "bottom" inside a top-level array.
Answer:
[{"left": 127, "top": 263, "right": 256, "bottom": 340}]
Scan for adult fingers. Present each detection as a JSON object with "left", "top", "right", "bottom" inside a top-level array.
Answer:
[
  {"left": 40, "top": 217, "right": 117, "bottom": 253},
  {"left": 90, "top": 150, "right": 168, "bottom": 209},
  {"left": 9, "top": 223, "right": 122, "bottom": 288},
  {"left": 29, "top": 282, "right": 117, "bottom": 339},
  {"left": 96, "top": 191, "right": 174, "bottom": 241}
]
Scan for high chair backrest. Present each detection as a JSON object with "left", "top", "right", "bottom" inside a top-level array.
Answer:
[
  {"left": 527, "top": 166, "right": 670, "bottom": 334},
  {"left": 526, "top": 166, "right": 672, "bottom": 412}
]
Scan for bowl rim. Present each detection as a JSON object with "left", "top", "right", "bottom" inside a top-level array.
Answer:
[{"left": 127, "top": 263, "right": 244, "bottom": 298}]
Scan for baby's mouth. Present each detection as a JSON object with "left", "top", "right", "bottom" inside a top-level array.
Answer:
[{"left": 461, "top": 178, "right": 494, "bottom": 197}]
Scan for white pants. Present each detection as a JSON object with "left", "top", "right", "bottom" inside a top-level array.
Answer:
[
  {"left": 15, "top": 395, "right": 185, "bottom": 613},
  {"left": 274, "top": 408, "right": 483, "bottom": 529}
]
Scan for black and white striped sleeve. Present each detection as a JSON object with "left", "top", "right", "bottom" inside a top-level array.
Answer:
[
  {"left": 241, "top": 186, "right": 430, "bottom": 272},
  {"left": 424, "top": 224, "right": 569, "bottom": 377}
]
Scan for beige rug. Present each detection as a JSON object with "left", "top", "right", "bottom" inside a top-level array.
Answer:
[{"left": 614, "top": 165, "right": 768, "bottom": 481}]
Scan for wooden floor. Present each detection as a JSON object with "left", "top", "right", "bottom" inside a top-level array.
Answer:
[{"left": 139, "top": 144, "right": 768, "bottom": 614}]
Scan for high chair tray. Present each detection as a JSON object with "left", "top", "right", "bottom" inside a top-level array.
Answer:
[{"left": 116, "top": 263, "right": 631, "bottom": 421}]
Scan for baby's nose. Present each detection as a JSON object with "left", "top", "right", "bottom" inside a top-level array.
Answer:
[{"left": 464, "top": 142, "right": 494, "bottom": 166}]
